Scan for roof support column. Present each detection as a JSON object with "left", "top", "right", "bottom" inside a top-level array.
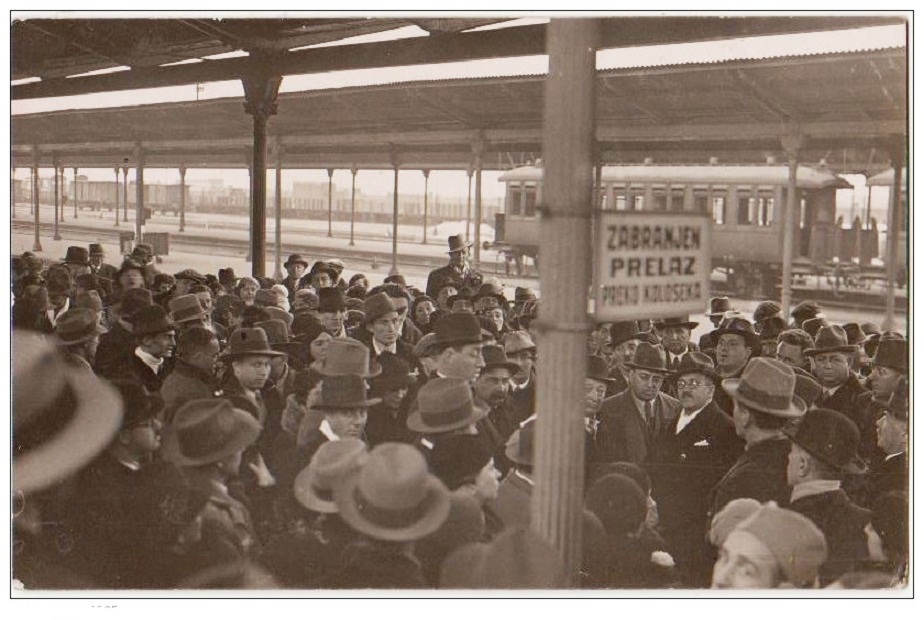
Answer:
[
  {"left": 58, "top": 166, "right": 65, "bottom": 223},
  {"left": 242, "top": 57, "right": 282, "bottom": 278},
  {"left": 178, "top": 165, "right": 187, "bottom": 233},
  {"left": 780, "top": 131, "right": 803, "bottom": 319},
  {"left": 883, "top": 140, "right": 905, "bottom": 331},
  {"left": 533, "top": 18, "right": 598, "bottom": 585},
  {"left": 390, "top": 153, "right": 400, "bottom": 276},
  {"left": 31, "top": 150, "right": 41, "bottom": 252},
  {"left": 134, "top": 145, "right": 145, "bottom": 249},
  {"left": 273, "top": 145, "right": 284, "bottom": 281},
  {"left": 327, "top": 168, "right": 335, "bottom": 238},
  {"left": 422, "top": 169, "right": 430, "bottom": 244},
  {"left": 72, "top": 167, "right": 78, "bottom": 219},
  {"left": 246, "top": 160, "right": 253, "bottom": 263},
  {"left": 11, "top": 168, "right": 15, "bottom": 218},
  {"left": 53, "top": 158, "right": 61, "bottom": 240},
  {"left": 350, "top": 166, "right": 357, "bottom": 247},
  {"left": 122, "top": 163, "right": 129, "bottom": 223},
  {"left": 113, "top": 167, "right": 121, "bottom": 227},
  {"left": 465, "top": 166, "right": 473, "bottom": 241}
]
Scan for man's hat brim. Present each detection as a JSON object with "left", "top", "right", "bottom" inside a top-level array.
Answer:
[
  {"left": 406, "top": 403, "right": 487, "bottom": 434},
  {"left": 783, "top": 427, "right": 868, "bottom": 475},
  {"left": 623, "top": 361, "right": 670, "bottom": 375},
  {"left": 804, "top": 345, "right": 859, "bottom": 357},
  {"left": 722, "top": 378, "right": 806, "bottom": 419}
]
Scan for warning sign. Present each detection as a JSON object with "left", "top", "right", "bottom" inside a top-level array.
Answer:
[{"left": 594, "top": 212, "right": 711, "bottom": 321}]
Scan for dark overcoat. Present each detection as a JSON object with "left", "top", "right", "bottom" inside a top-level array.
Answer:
[
  {"left": 594, "top": 389, "right": 681, "bottom": 465},
  {"left": 706, "top": 437, "right": 792, "bottom": 517}
]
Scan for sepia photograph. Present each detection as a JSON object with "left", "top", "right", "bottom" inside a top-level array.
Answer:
[{"left": 7, "top": 7, "right": 911, "bottom": 604}]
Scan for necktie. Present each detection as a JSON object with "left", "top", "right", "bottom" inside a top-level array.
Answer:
[{"left": 645, "top": 400, "right": 657, "bottom": 437}]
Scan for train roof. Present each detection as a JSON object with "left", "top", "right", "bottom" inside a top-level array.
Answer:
[
  {"left": 499, "top": 164, "right": 852, "bottom": 189},
  {"left": 867, "top": 168, "right": 906, "bottom": 186}
]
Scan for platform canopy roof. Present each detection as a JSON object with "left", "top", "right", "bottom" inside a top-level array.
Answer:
[{"left": 11, "top": 16, "right": 907, "bottom": 173}]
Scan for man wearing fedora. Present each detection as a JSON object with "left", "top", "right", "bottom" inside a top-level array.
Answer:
[
  {"left": 604, "top": 321, "right": 653, "bottom": 397},
  {"left": 805, "top": 325, "right": 873, "bottom": 457},
  {"left": 775, "top": 328, "right": 814, "bottom": 372},
  {"left": 785, "top": 408, "right": 872, "bottom": 585},
  {"left": 88, "top": 243, "right": 118, "bottom": 282},
  {"left": 352, "top": 292, "right": 419, "bottom": 372},
  {"left": 365, "top": 353, "right": 418, "bottom": 447},
  {"left": 94, "top": 288, "right": 154, "bottom": 378},
  {"left": 595, "top": 342, "right": 681, "bottom": 466},
  {"left": 370, "top": 282, "right": 424, "bottom": 348},
  {"left": 710, "top": 316, "right": 761, "bottom": 416},
  {"left": 327, "top": 443, "right": 451, "bottom": 589},
  {"left": 280, "top": 253, "right": 310, "bottom": 302},
  {"left": 54, "top": 307, "right": 103, "bottom": 373},
  {"left": 655, "top": 316, "right": 699, "bottom": 398},
  {"left": 430, "top": 312, "right": 486, "bottom": 386},
  {"left": 473, "top": 345, "right": 523, "bottom": 472},
  {"left": 162, "top": 398, "right": 263, "bottom": 574},
  {"left": 649, "top": 352, "right": 743, "bottom": 586},
  {"left": 708, "top": 358, "right": 806, "bottom": 517},
  {"left": 167, "top": 293, "right": 210, "bottom": 333},
  {"left": 504, "top": 330, "right": 538, "bottom": 425},
  {"left": 115, "top": 304, "right": 176, "bottom": 393},
  {"left": 868, "top": 377, "right": 908, "bottom": 504},
  {"left": 221, "top": 327, "right": 287, "bottom": 431},
  {"left": 407, "top": 377, "right": 489, "bottom": 453},
  {"left": 425, "top": 234, "right": 484, "bottom": 299},
  {"left": 160, "top": 326, "right": 222, "bottom": 418},
  {"left": 61, "top": 246, "right": 91, "bottom": 279},
  {"left": 493, "top": 416, "right": 537, "bottom": 531},
  {"left": 299, "top": 374, "right": 381, "bottom": 465},
  {"left": 317, "top": 288, "right": 348, "bottom": 338}
]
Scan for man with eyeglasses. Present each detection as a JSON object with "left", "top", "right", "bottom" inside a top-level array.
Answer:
[
  {"left": 648, "top": 352, "right": 743, "bottom": 586},
  {"left": 595, "top": 342, "right": 680, "bottom": 466}
]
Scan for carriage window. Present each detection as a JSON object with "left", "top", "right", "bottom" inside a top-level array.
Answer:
[
  {"left": 737, "top": 197, "right": 753, "bottom": 225},
  {"left": 506, "top": 186, "right": 521, "bottom": 216},
  {"left": 712, "top": 197, "right": 726, "bottom": 225},
  {"left": 757, "top": 197, "right": 774, "bottom": 227},
  {"left": 523, "top": 184, "right": 538, "bottom": 217},
  {"left": 799, "top": 198, "right": 807, "bottom": 228},
  {"left": 615, "top": 195, "right": 627, "bottom": 211},
  {"left": 670, "top": 188, "right": 685, "bottom": 211},
  {"left": 633, "top": 195, "right": 645, "bottom": 211},
  {"left": 652, "top": 193, "right": 668, "bottom": 211},
  {"left": 694, "top": 195, "right": 709, "bottom": 214}
]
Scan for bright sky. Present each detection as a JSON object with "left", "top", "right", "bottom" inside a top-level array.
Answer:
[{"left": 8, "top": 17, "right": 907, "bottom": 200}]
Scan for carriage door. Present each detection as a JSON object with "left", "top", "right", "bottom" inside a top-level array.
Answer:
[{"left": 803, "top": 188, "right": 838, "bottom": 264}]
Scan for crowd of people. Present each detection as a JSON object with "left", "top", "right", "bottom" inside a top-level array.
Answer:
[{"left": 11, "top": 234, "right": 908, "bottom": 590}]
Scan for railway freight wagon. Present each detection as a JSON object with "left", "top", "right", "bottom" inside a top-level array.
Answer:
[{"left": 494, "top": 163, "right": 856, "bottom": 299}]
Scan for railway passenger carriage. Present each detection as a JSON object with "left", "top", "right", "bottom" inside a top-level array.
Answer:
[{"left": 495, "top": 163, "right": 867, "bottom": 298}]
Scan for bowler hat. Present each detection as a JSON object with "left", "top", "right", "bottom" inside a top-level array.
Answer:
[
  {"left": 225, "top": 327, "right": 286, "bottom": 359},
  {"left": 711, "top": 316, "right": 761, "bottom": 350},
  {"left": 446, "top": 234, "right": 473, "bottom": 254},
  {"left": 55, "top": 308, "right": 101, "bottom": 345},
  {"left": 870, "top": 337, "right": 907, "bottom": 373},
  {"left": 317, "top": 288, "right": 346, "bottom": 313},
  {"left": 609, "top": 320, "right": 651, "bottom": 347},
  {"left": 753, "top": 300, "right": 782, "bottom": 325},
  {"left": 655, "top": 316, "right": 699, "bottom": 330},
  {"left": 503, "top": 330, "right": 536, "bottom": 355},
  {"left": 131, "top": 305, "right": 176, "bottom": 337},
  {"left": 334, "top": 442, "right": 451, "bottom": 542},
  {"left": 317, "top": 337, "right": 381, "bottom": 378},
  {"left": 161, "top": 398, "right": 262, "bottom": 467},
  {"left": 722, "top": 357, "right": 806, "bottom": 419},
  {"left": 88, "top": 243, "right": 105, "bottom": 257},
  {"left": 363, "top": 292, "right": 398, "bottom": 325},
  {"left": 13, "top": 331, "right": 122, "bottom": 494},
  {"left": 424, "top": 434, "right": 493, "bottom": 491},
  {"left": 505, "top": 417, "right": 536, "bottom": 467},
  {"left": 407, "top": 377, "right": 486, "bottom": 434},
  {"left": 804, "top": 325, "right": 858, "bottom": 356},
  {"left": 481, "top": 345, "right": 520, "bottom": 375},
  {"left": 707, "top": 296, "right": 733, "bottom": 317},
  {"left": 671, "top": 351, "right": 719, "bottom": 381},
  {"left": 294, "top": 438, "right": 369, "bottom": 514},
  {"left": 434, "top": 312, "right": 483, "bottom": 347},
  {"left": 370, "top": 353, "right": 416, "bottom": 394},
  {"left": 168, "top": 294, "right": 207, "bottom": 324},
  {"left": 314, "top": 374, "right": 381, "bottom": 411},
  {"left": 784, "top": 407, "right": 866, "bottom": 474},
  {"left": 284, "top": 254, "right": 309, "bottom": 269},
  {"left": 624, "top": 342, "right": 669, "bottom": 374},
  {"left": 439, "top": 528, "right": 565, "bottom": 589},
  {"left": 62, "top": 246, "right": 90, "bottom": 266},
  {"left": 735, "top": 503, "right": 827, "bottom": 588},
  {"left": 800, "top": 317, "right": 830, "bottom": 338},
  {"left": 587, "top": 355, "right": 614, "bottom": 384}
]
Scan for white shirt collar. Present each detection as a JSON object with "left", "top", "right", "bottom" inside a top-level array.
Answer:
[
  {"left": 319, "top": 419, "right": 340, "bottom": 442},
  {"left": 676, "top": 404, "right": 708, "bottom": 434},
  {"left": 373, "top": 339, "right": 397, "bottom": 356},
  {"left": 791, "top": 479, "right": 842, "bottom": 503},
  {"left": 46, "top": 297, "right": 70, "bottom": 326},
  {"left": 134, "top": 346, "right": 164, "bottom": 374},
  {"left": 513, "top": 470, "right": 534, "bottom": 486}
]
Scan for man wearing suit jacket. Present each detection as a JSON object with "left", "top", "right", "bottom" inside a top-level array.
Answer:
[
  {"left": 649, "top": 352, "right": 743, "bottom": 586},
  {"left": 654, "top": 316, "right": 699, "bottom": 399},
  {"left": 595, "top": 342, "right": 681, "bottom": 466}
]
